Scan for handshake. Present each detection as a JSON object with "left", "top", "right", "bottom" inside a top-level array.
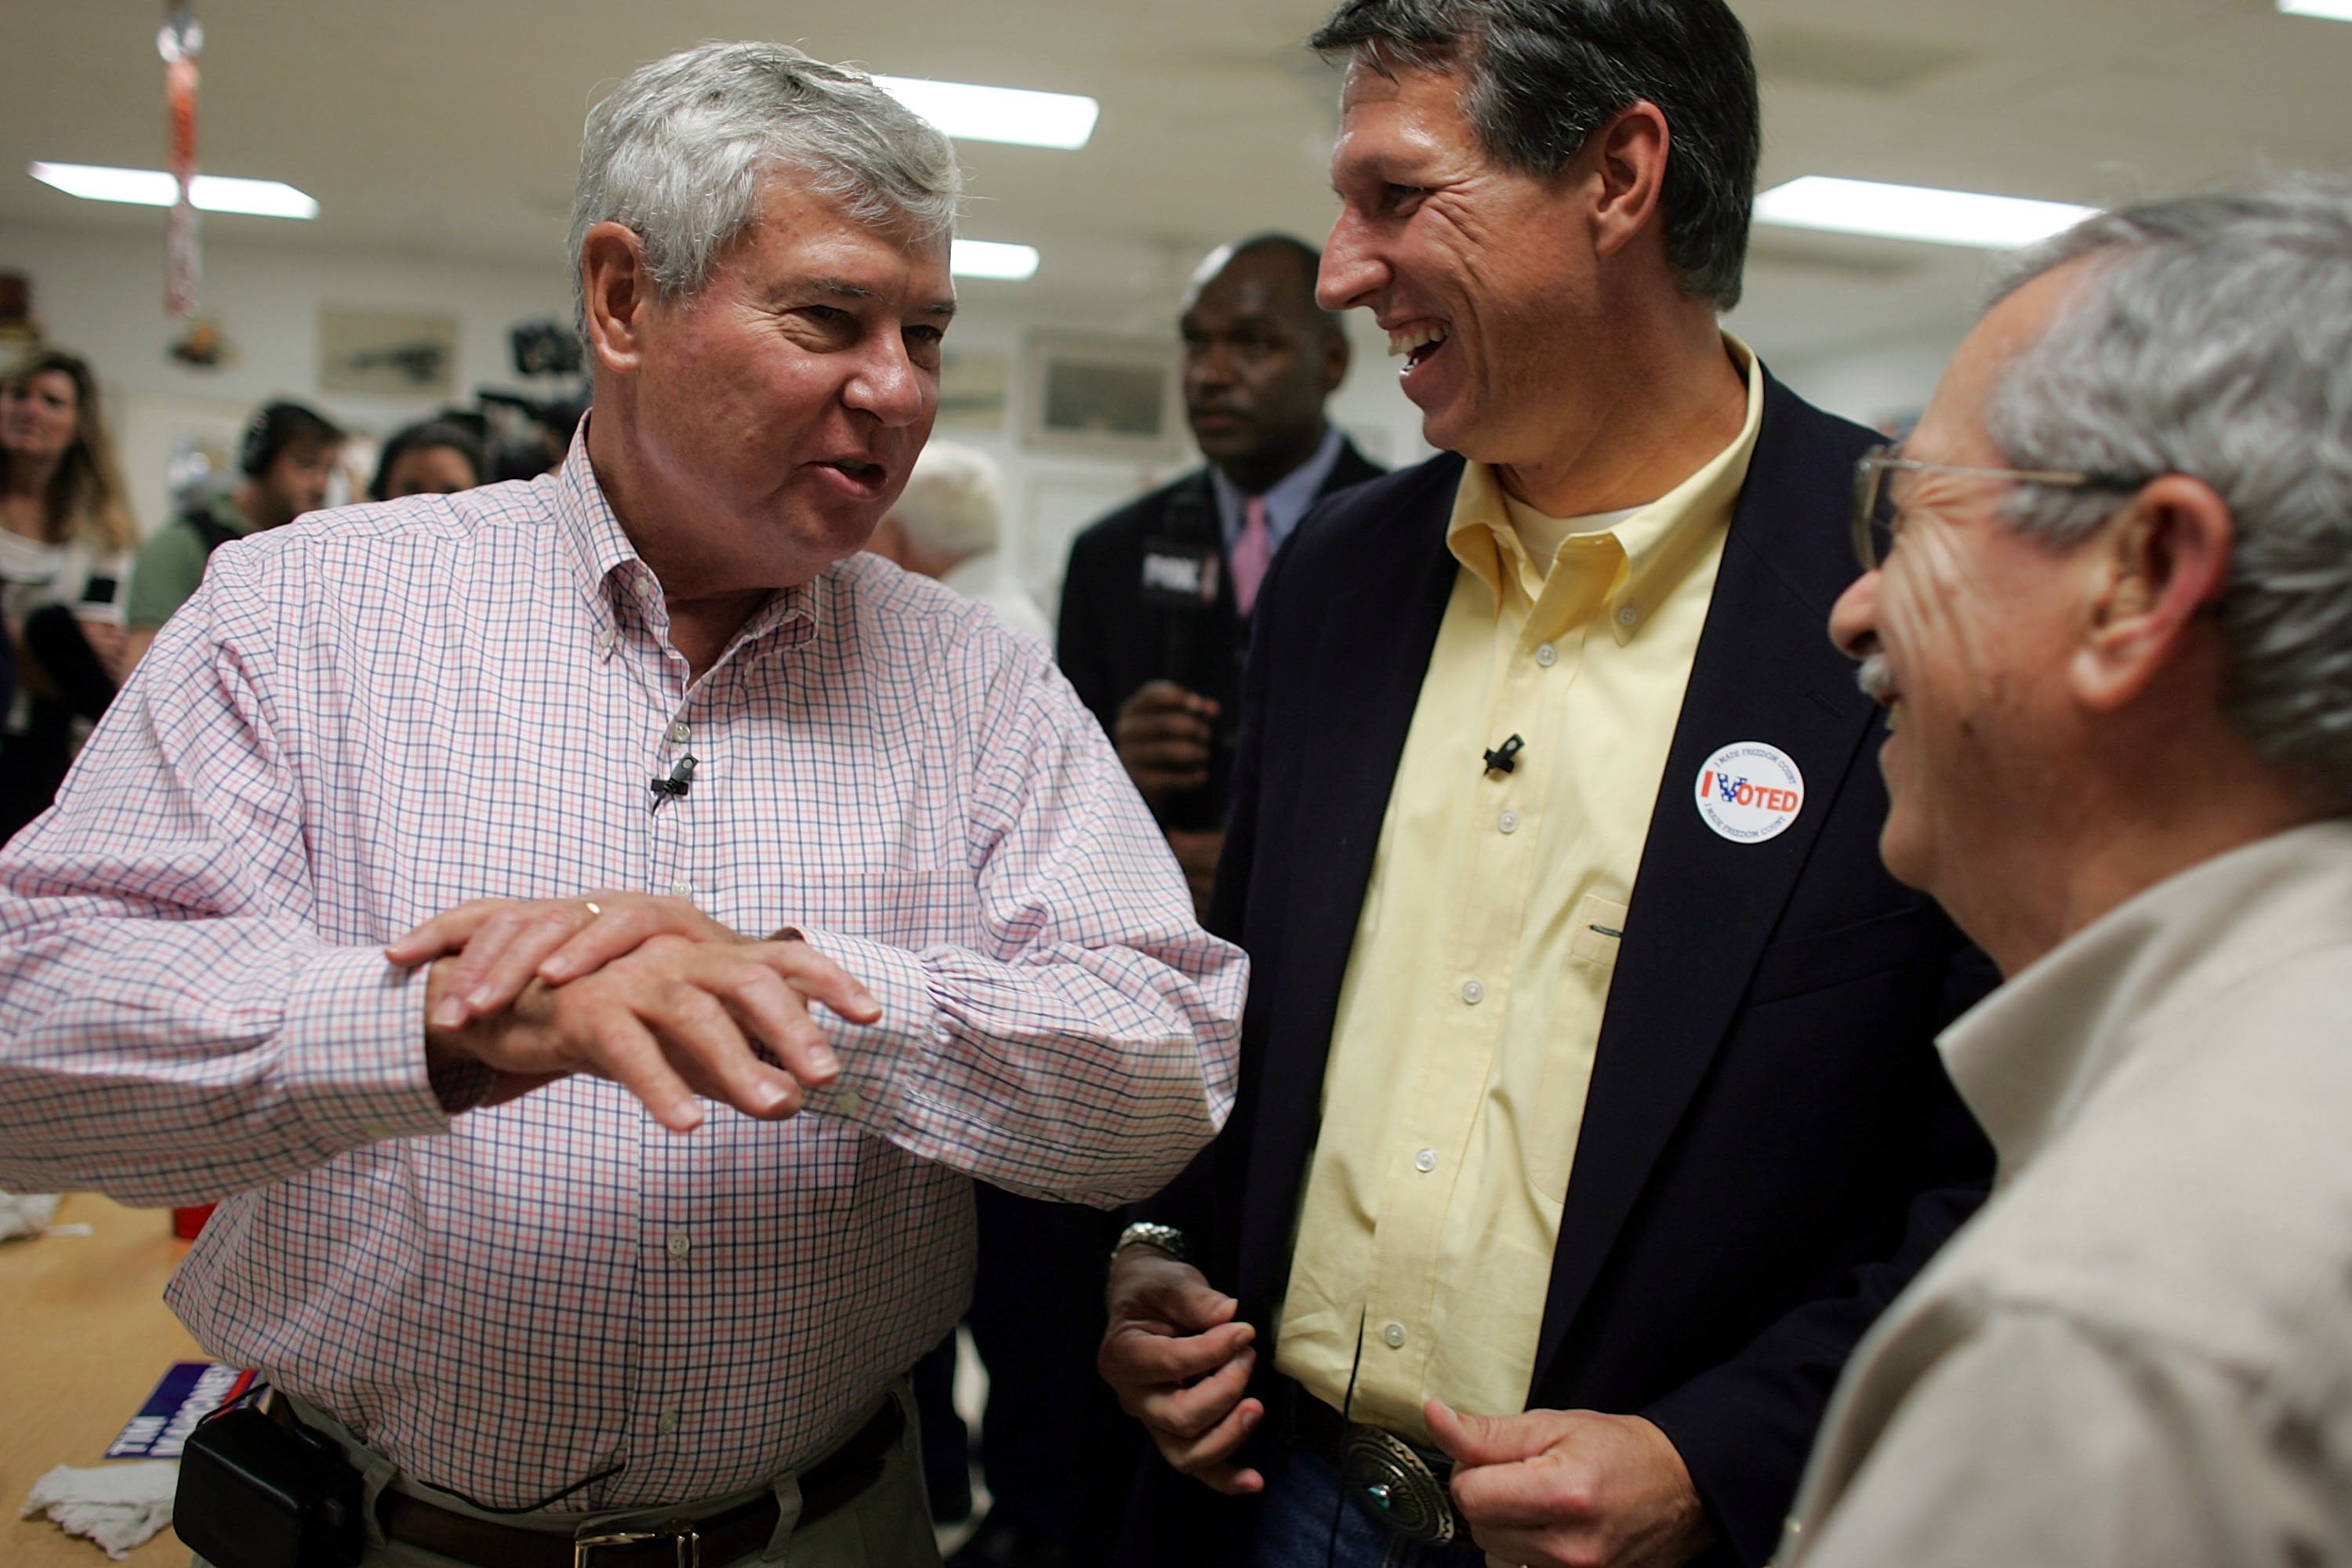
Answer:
[{"left": 387, "top": 893, "right": 883, "bottom": 1134}]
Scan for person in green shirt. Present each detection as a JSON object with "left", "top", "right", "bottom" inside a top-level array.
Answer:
[{"left": 123, "top": 399, "right": 343, "bottom": 673}]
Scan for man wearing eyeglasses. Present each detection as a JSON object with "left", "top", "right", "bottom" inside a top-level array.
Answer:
[
  {"left": 1099, "top": 3, "right": 1998, "bottom": 1566},
  {"left": 1778, "top": 176, "right": 2352, "bottom": 1566}
]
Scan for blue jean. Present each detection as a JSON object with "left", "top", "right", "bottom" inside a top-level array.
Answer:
[{"left": 1244, "top": 1442, "right": 1491, "bottom": 1568}]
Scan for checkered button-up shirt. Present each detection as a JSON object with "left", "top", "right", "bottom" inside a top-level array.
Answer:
[{"left": 0, "top": 439, "right": 1243, "bottom": 1509}]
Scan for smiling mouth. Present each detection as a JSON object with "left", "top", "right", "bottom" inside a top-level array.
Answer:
[{"left": 1387, "top": 322, "right": 1450, "bottom": 372}]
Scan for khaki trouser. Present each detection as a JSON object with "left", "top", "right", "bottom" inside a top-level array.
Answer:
[{"left": 194, "top": 1381, "right": 939, "bottom": 1568}]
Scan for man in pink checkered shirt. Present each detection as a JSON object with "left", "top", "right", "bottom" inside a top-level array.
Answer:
[{"left": 0, "top": 42, "right": 1244, "bottom": 1568}]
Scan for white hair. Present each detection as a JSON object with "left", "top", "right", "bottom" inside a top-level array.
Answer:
[
  {"left": 1988, "top": 172, "right": 2352, "bottom": 808},
  {"left": 889, "top": 441, "right": 1002, "bottom": 560},
  {"left": 568, "top": 41, "right": 960, "bottom": 338}
]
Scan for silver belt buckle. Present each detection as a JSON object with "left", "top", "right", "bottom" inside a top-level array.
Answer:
[
  {"left": 572, "top": 1525, "right": 701, "bottom": 1567},
  {"left": 1341, "top": 1425, "right": 1457, "bottom": 1545}
]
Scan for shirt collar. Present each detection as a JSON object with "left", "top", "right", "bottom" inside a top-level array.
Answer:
[
  {"left": 1444, "top": 334, "right": 1765, "bottom": 645},
  {"left": 1209, "top": 424, "right": 1348, "bottom": 553},
  {"left": 1938, "top": 819, "right": 2352, "bottom": 1187},
  {"left": 551, "top": 420, "right": 818, "bottom": 665}
]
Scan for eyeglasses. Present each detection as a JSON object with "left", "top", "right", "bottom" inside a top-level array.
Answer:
[{"left": 1850, "top": 445, "right": 2140, "bottom": 571}]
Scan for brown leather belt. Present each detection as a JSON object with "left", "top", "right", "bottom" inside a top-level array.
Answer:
[{"left": 365, "top": 1396, "right": 903, "bottom": 1568}]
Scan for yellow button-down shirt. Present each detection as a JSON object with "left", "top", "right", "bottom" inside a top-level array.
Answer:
[{"left": 1274, "top": 339, "right": 1765, "bottom": 1436}]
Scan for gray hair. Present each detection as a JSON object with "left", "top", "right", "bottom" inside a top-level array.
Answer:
[
  {"left": 890, "top": 440, "right": 1002, "bottom": 559},
  {"left": 1987, "top": 173, "right": 2352, "bottom": 806},
  {"left": 568, "top": 41, "right": 961, "bottom": 338},
  {"left": 1308, "top": 0, "right": 1760, "bottom": 310}
]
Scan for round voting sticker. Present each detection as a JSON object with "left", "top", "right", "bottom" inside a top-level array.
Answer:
[{"left": 1695, "top": 742, "right": 1806, "bottom": 844}]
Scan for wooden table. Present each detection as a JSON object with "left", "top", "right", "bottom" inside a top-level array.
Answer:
[{"left": 0, "top": 1192, "right": 206, "bottom": 1566}]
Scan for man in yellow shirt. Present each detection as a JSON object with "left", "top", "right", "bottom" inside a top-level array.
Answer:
[{"left": 1100, "top": 2, "right": 1994, "bottom": 1566}]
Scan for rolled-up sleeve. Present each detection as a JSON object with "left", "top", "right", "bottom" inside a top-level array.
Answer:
[
  {"left": 798, "top": 650, "right": 1244, "bottom": 1207},
  {"left": 0, "top": 584, "right": 443, "bottom": 1206}
]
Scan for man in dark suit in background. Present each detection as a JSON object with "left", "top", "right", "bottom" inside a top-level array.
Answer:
[
  {"left": 945, "top": 235, "right": 1384, "bottom": 1568},
  {"left": 1058, "top": 234, "right": 1385, "bottom": 913},
  {"left": 1099, "top": 4, "right": 1994, "bottom": 1566}
]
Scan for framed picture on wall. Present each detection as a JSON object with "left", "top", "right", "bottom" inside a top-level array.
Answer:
[
  {"left": 318, "top": 307, "right": 459, "bottom": 398},
  {"left": 1020, "top": 333, "right": 1182, "bottom": 459},
  {"left": 938, "top": 348, "right": 1011, "bottom": 434}
]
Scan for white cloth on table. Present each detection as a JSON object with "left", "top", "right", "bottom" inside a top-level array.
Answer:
[
  {"left": 0, "top": 1189, "right": 60, "bottom": 1240},
  {"left": 18, "top": 1461, "right": 177, "bottom": 1559}
]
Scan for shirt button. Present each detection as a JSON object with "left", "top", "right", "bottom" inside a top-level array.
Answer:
[
  {"left": 1534, "top": 642, "right": 1559, "bottom": 667},
  {"left": 670, "top": 720, "right": 691, "bottom": 744},
  {"left": 669, "top": 879, "right": 692, "bottom": 899},
  {"left": 1497, "top": 811, "right": 1519, "bottom": 835},
  {"left": 595, "top": 629, "right": 616, "bottom": 655},
  {"left": 1461, "top": 979, "right": 1485, "bottom": 1005},
  {"left": 655, "top": 1409, "right": 679, "bottom": 1436},
  {"left": 1414, "top": 1149, "right": 1437, "bottom": 1173},
  {"left": 665, "top": 1232, "right": 691, "bottom": 1261},
  {"left": 840, "top": 1087, "right": 864, "bottom": 1116},
  {"left": 1383, "top": 1322, "right": 1407, "bottom": 1349},
  {"left": 1617, "top": 605, "right": 1639, "bottom": 627}
]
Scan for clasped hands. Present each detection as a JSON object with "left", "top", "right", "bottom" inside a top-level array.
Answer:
[
  {"left": 1098, "top": 1248, "right": 1715, "bottom": 1568},
  {"left": 387, "top": 891, "right": 880, "bottom": 1133}
]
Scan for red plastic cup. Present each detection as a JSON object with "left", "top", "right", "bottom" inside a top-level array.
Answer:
[{"left": 172, "top": 1203, "right": 216, "bottom": 1240}]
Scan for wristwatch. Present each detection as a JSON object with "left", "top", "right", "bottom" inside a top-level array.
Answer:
[{"left": 1110, "top": 1221, "right": 1192, "bottom": 1268}]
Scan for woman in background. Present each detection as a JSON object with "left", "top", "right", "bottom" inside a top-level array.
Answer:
[
  {"left": 369, "top": 416, "right": 485, "bottom": 502},
  {"left": 0, "top": 349, "right": 139, "bottom": 844}
]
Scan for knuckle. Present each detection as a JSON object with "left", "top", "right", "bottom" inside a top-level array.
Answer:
[{"left": 674, "top": 991, "right": 725, "bottom": 1028}]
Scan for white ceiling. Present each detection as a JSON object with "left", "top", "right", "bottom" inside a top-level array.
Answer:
[{"left": 3, "top": 0, "right": 2350, "bottom": 362}]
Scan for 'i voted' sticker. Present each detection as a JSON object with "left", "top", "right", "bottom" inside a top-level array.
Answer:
[{"left": 1695, "top": 742, "right": 1806, "bottom": 844}]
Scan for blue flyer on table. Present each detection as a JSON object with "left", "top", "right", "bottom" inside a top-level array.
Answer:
[{"left": 107, "top": 1360, "right": 258, "bottom": 1460}]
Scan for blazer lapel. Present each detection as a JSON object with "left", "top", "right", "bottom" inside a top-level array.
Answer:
[
  {"left": 1238, "top": 456, "right": 1465, "bottom": 1305},
  {"left": 1532, "top": 384, "right": 1880, "bottom": 1381}
]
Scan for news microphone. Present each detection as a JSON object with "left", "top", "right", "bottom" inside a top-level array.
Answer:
[
  {"left": 1482, "top": 735, "right": 1525, "bottom": 777},
  {"left": 649, "top": 753, "right": 697, "bottom": 811}
]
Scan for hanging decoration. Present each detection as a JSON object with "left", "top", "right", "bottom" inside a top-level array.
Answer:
[{"left": 160, "top": 2, "right": 202, "bottom": 318}]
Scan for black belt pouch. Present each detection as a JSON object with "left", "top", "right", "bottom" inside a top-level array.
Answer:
[{"left": 175, "top": 1404, "right": 365, "bottom": 1568}]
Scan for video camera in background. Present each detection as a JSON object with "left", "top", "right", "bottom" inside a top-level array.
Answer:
[
  {"left": 479, "top": 391, "right": 587, "bottom": 482},
  {"left": 478, "top": 318, "right": 587, "bottom": 481}
]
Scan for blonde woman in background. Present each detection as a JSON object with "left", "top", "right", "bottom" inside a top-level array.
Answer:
[{"left": 0, "top": 349, "right": 138, "bottom": 843}]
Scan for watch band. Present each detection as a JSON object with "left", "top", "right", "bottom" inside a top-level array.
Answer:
[{"left": 1112, "top": 1221, "right": 1192, "bottom": 1267}]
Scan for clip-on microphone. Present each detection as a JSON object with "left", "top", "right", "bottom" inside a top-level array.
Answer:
[{"left": 649, "top": 753, "right": 697, "bottom": 811}]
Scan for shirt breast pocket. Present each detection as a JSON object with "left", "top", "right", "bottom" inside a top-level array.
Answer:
[
  {"left": 1569, "top": 895, "right": 1629, "bottom": 969},
  {"left": 1529, "top": 895, "right": 1628, "bottom": 1195}
]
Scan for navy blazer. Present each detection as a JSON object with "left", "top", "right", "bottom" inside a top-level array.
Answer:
[{"left": 1130, "top": 376, "right": 1994, "bottom": 1567}]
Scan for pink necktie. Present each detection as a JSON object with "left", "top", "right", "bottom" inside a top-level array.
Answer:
[{"left": 1230, "top": 495, "right": 1273, "bottom": 616}]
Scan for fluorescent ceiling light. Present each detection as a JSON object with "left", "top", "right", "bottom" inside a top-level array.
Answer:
[
  {"left": 2280, "top": 0, "right": 2352, "bottom": 20},
  {"left": 951, "top": 239, "right": 1040, "bottom": 281},
  {"left": 1755, "top": 176, "right": 2095, "bottom": 249},
  {"left": 873, "top": 75, "right": 1098, "bottom": 150},
  {"left": 30, "top": 161, "right": 317, "bottom": 219}
]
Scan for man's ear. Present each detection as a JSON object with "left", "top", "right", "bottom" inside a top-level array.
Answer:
[
  {"left": 2071, "top": 475, "right": 2234, "bottom": 712},
  {"left": 1586, "top": 100, "right": 1671, "bottom": 263},
  {"left": 580, "top": 222, "right": 652, "bottom": 376}
]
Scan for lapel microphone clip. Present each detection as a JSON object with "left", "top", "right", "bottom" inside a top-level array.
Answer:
[
  {"left": 1482, "top": 735, "right": 1525, "bottom": 778},
  {"left": 649, "top": 753, "right": 697, "bottom": 812}
]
